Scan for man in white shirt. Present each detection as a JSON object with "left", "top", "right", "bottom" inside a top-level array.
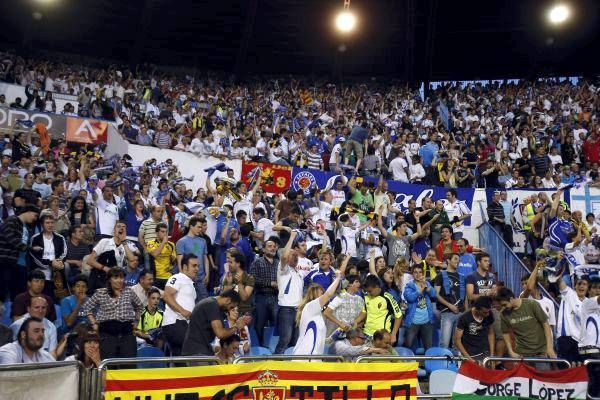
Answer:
[
  {"left": 162, "top": 253, "right": 199, "bottom": 356},
  {"left": 10, "top": 297, "right": 56, "bottom": 355},
  {"left": 329, "top": 138, "right": 345, "bottom": 173},
  {"left": 444, "top": 189, "right": 472, "bottom": 240},
  {"left": 275, "top": 231, "right": 304, "bottom": 354},
  {"left": 389, "top": 152, "right": 409, "bottom": 183},
  {"left": 579, "top": 277, "right": 600, "bottom": 397},
  {"left": 94, "top": 186, "right": 120, "bottom": 236},
  {"left": 556, "top": 274, "right": 588, "bottom": 362},
  {"left": 0, "top": 317, "right": 55, "bottom": 364},
  {"left": 250, "top": 207, "right": 275, "bottom": 250}
]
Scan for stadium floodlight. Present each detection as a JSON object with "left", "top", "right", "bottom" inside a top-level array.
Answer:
[
  {"left": 548, "top": 4, "right": 570, "bottom": 24},
  {"left": 335, "top": 11, "right": 357, "bottom": 33}
]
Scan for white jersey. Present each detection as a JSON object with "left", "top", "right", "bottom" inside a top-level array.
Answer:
[
  {"left": 330, "top": 190, "right": 346, "bottom": 208},
  {"left": 296, "top": 257, "right": 314, "bottom": 278},
  {"left": 256, "top": 217, "right": 276, "bottom": 248},
  {"left": 293, "top": 298, "right": 326, "bottom": 355},
  {"left": 339, "top": 226, "right": 358, "bottom": 258},
  {"left": 277, "top": 264, "right": 304, "bottom": 307},
  {"left": 444, "top": 200, "right": 471, "bottom": 234},
  {"left": 565, "top": 242, "right": 586, "bottom": 274},
  {"left": 233, "top": 191, "right": 253, "bottom": 221},
  {"left": 163, "top": 273, "right": 196, "bottom": 326},
  {"left": 579, "top": 296, "right": 600, "bottom": 347},
  {"left": 533, "top": 296, "right": 557, "bottom": 328},
  {"left": 557, "top": 286, "right": 583, "bottom": 340}
]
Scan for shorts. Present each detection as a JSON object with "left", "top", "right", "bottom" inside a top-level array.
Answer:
[{"left": 345, "top": 139, "right": 364, "bottom": 160}]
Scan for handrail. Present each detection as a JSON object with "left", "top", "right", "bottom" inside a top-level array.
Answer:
[
  {"left": 234, "top": 355, "right": 345, "bottom": 363},
  {"left": 355, "top": 355, "right": 464, "bottom": 363},
  {"left": 477, "top": 203, "right": 559, "bottom": 308},
  {"left": 482, "top": 356, "right": 571, "bottom": 369},
  {"left": 92, "top": 356, "right": 220, "bottom": 400},
  {"left": 0, "top": 360, "right": 80, "bottom": 371},
  {"left": 583, "top": 359, "right": 600, "bottom": 400},
  {"left": 97, "top": 355, "right": 220, "bottom": 370}
]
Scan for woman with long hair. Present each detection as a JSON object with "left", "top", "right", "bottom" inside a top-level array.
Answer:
[
  {"left": 377, "top": 266, "right": 401, "bottom": 304},
  {"left": 66, "top": 196, "right": 95, "bottom": 244},
  {"left": 81, "top": 267, "right": 143, "bottom": 359},
  {"left": 293, "top": 270, "right": 342, "bottom": 356}
]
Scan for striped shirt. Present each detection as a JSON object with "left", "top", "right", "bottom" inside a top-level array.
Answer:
[{"left": 306, "top": 151, "right": 322, "bottom": 169}]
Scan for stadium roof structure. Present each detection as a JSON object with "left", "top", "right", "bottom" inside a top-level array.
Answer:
[{"left": 0, "top": 0, "right": 598, "bottom": 81}]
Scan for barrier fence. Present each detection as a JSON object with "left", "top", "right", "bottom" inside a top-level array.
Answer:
[
  {"left": 1, "top": 355, "right": 595, "bottom": 400},
  {"left": 477, "top": 203, "right": 559, "bottom": 308}
]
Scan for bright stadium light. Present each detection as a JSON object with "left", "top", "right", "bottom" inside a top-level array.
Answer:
[
  {"left": 548, "top": 4, "right": 570, "bottom": 24},
  {"left": 335, "top": 11, "right": 357, "bottom": 33}
]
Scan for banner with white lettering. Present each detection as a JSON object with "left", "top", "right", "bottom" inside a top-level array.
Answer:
[
  {"left": 0, "top": 364, "right": 79, "bottom": 400},
  {"left": 452, "top": 361, "right": 588, "bottom": 400}
]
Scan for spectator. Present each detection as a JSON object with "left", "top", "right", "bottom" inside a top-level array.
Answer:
[
  {"left": 176, "top": 216, "right": 210, "bottom": 301},
  {"left": 556, "top": 273, "right": 588, "bottom": 363},
  {"left": 80, "top": 267, "right": 143, "bottom": 360},
  {"left": 60, "top": 274, "right": 89, "bottom": 334},
  {"left": 444, "top": 189, "right": 472, "bottom": 240},
  {"left": 358, "top": 275, "right": 402, "bottom": 344},
  {"left": 249, "top": 237, "right": 280, "bottom": 347},
  {"left": 212, "top": 307, "right": 251, "bottom": 357},
  {"left": 11, "top": 269, "right": 56, "bottom": 322},
  {"left": 0, "top": 317, "right": 55, "bottom": 364},
  {"left": 0, "top": 204, "right": 39, "bottom": 302},
  {"left": 331, "top": 328, "right": 389, "bottom": 360},
  {"left": 181, "top": 290, "right": 249, "bottom": 356},
  {"left": 10, "top": 296, "right": 57, "bottom": 354},
  {"left": 579, "top": 277, "right": 600, "bottom": 397},
  {"left": 65, "top": 331, "right": 101, "bottom": 368},
  {"left": 216, "top": 334, "right": 241, "bottom": 364},
  {"left": 220, "top": 247, "right": 254, "bottom": 315},
  {"left": 466, "top": 252, "right": 497, "bottom": 303},
  {"left": 162, "top": 254, "right": 199, "bottom": 356},
  {"left": 454, "top": 296, "right": 495, "bottom": 363},
  {"left": 496, "top": 287, "right": 556, "bottom": 370},
  {"left": 434, "top": 253, "right": 467, "bottom": 349},
  {"left": 0, "top": 302, "right": 11, "bottom": 347},
  {"left": 29, "top": 214, "right": 68, "bottom": 300},
  {"left": 293, "top": 270, "right": 342, "bottom": 356},
  {"left": 65, "top": 225, "right": 93, "bottom": 281},
  {"left": 131, "top": 269, "right": 162, "bottom": 307},
  {"left": 323, "top": 273, "right": 364, "bottom": 336},
  {"left": 135, "top": 288, "right": 163, "bottom": 346},
  {"left": 403, "top": 264, "right": 436, "bottom": 350},
  {"left": 146, "top": 222, "right": 176, "bottom": 290}
]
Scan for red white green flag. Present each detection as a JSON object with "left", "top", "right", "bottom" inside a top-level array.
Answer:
[{"left": 452, "top": 360, "right": 588, "bottom": 399}]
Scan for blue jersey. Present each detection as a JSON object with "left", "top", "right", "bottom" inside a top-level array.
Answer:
[
  {"left": 548, "top": 217, "right": 573, "bottom": 248},
  {"left": 458, "top": 253, "right": 477, "bottom": 276}
]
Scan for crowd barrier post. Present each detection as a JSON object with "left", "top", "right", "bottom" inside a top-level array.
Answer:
[
  {"left": 584, "top": 359, "right": 600, "bottom": 400},
  {"left": 234, "top": 355, "right": 345, "bottom": 363},
  {"left": 92, "top": 356, "right": 220, "bottom": 400},
  {"left": 482, "top": 356, "right": 571, "bottom": 369}
]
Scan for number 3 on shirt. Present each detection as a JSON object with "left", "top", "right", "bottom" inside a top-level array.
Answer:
[{"left": 169, "top": 277, "right": 177, "bottom": 285}]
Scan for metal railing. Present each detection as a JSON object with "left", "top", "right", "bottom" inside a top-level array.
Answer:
[
  {"left": 91, "top": 356, "right": 220, "bottom": 400},
  {"left": 234, "top": 355, "right": 345, "bottom": 363},
  {"left": 482, "top": 356, "right": 571, "bottom": 369},
  {"left": 478, "top": 203, "right": 558, "bottom": 307},
  {"left": 355, "top": 355, "right": 464, "bottom": 363},
  {"left": 584, "top": 359, "right": 600, "bottom": 400}
]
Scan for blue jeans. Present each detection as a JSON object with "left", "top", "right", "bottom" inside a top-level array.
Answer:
[
  {"left": 405, "top": 322, "right": 433, "bottom": 350},
  {"left": 440, "top": 311, "right": 462, "bottom": 349},
  {"left": 194, "top": 280, "right": 209, "bottom": 303},
  {"left": 253, "top": 294, "right": 278, "bottom": 347},
  {"left": 275, "top": 306, "right": 298, "bottom": 354}
]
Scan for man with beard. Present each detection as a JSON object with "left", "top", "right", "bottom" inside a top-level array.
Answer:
[{"left": 0, "top": 317, "right": 55, "bottom": 363}]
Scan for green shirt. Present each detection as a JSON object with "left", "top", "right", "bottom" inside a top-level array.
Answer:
[
  {"left": 428, "top": 209, "right": 450, "bottom": 233},
  {"left": 500, "top": 299, "right": 548, "bottom": 356}
]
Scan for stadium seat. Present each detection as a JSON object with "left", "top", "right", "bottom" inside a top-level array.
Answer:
[
  {"left": 424, "top": 347, "right": 458, "bottom": 373},
  {"left": 429, "top": 369, "right": 458, "bottom": 394},
  {"left": 394, "top": 346, "right": 415, "bottom": 357},
  {"left": 137, "top": 346, "right": 167, "bottom": 368},
  {"left": 284, "top": 346, "right": 295, "bottom": 355},
  {"left": 249, "top": 346, "right": 272, "bottom": 356}
]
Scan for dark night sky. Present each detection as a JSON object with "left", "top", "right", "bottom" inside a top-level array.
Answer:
[{"left": 0, "top": 0, "right": 598, "bottom": 81}]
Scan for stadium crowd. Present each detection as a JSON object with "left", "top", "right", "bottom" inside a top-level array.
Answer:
[{"left": 0, "top": 53, "right": 599, "bottom": 393}]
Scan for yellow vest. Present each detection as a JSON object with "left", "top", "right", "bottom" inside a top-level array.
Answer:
[{"left": 523, "top": 203, "right": 535, "bottom": 231}]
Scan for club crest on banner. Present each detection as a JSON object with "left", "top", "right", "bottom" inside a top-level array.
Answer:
[
  {"left": 293, "top": 171, "right": 317, "bottom": 195},
  {"left": 252, "top": 370, "right": 286, "bottom": 400}
]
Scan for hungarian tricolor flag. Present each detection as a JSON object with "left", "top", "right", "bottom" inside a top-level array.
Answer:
[{"left": 452, "top": 361, "right": 588, "bottom": 399}]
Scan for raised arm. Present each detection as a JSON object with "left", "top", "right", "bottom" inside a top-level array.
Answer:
[{"left": 318, "top": 270, "right": 342, "bottom": 308}]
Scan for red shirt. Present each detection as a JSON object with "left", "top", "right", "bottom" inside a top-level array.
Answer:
[{"left": 582, "top": 137, "right": 600, "bottom": 164}]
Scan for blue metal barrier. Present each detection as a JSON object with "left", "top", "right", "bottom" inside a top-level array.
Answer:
[{"left": 477, "top": 203, "right": 558, "bottom": 307}]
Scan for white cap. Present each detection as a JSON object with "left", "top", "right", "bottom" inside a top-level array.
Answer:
[{"left": 2, "top": 149, "right": 12, "bottom": 157}]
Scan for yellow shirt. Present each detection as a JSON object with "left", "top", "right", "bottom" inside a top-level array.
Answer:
[
  {"left": 137, "top": 308, "right": 163, "bottom": 333},
  {"left": 363, "top": 291, "right": 402, "bottom": 336},
  {"left": 146, "top": 239, "right": 176, "bottom": 279}
]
